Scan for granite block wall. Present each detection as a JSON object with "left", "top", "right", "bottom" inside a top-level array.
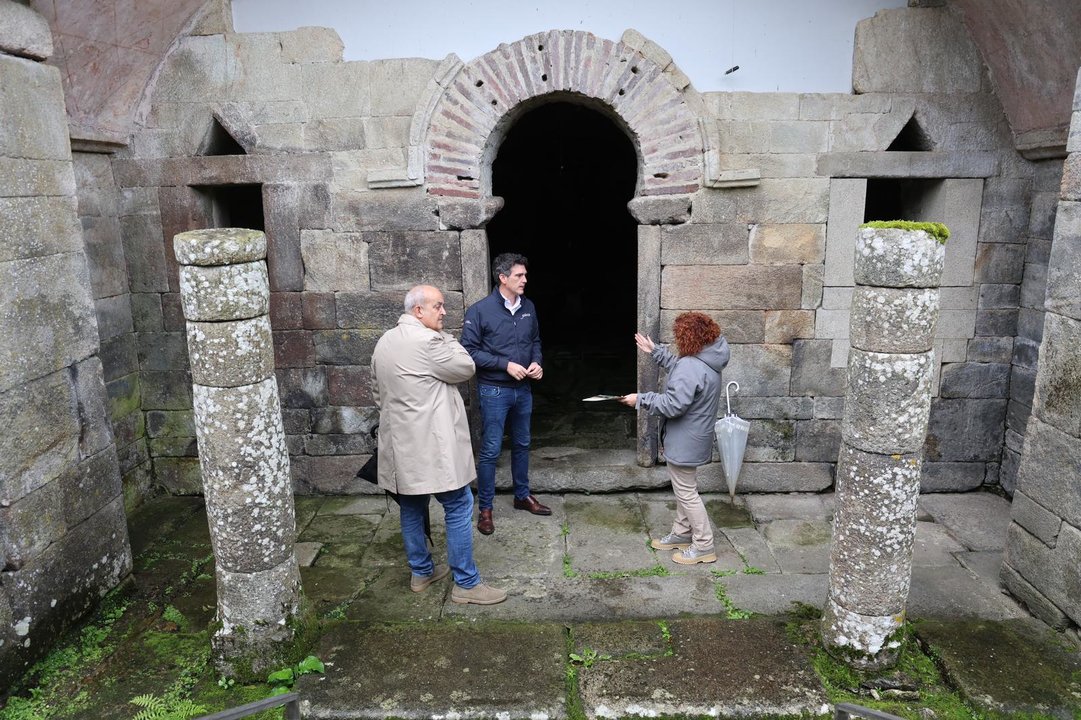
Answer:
[{"left": 0, "top": 2, "right": 131, "bottom": 686}]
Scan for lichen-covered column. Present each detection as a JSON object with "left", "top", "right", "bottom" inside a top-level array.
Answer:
[
  {"left": 822, "top": 223, "right": 946, "bottom": 670},
  {"left": 174, "top": 229, "right": 302, "bottom": 676}
]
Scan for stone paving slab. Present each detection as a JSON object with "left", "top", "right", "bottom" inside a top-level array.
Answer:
[
  {"left": 915, "top": 618, "right": 1081, "bottom": 718},
  {"left": 761, "top": 518, "right": 832, "bottom": 573},
  {"left": 576, "top": 617, "right": 830, "bottom": 719},
  {"left": 471, "top": 493, "right": 565, "bottom": 579},
  {"left": 565, "top": 493, "right": 657, "bottom": 574},
  {"left": 918, "top": 492, "right": 1013, "bottom": 551},
  {"left": 639, "top": 496, "right": 745, "bottom": 572},
  {"left": 720, "top": 526, "right": 782, "bottom": 573},
  {"left": 300, "top": 621, "right": 568, "bottom": 719},
  {"left": 743, "top": 492, "right": 835, "bottom": 522},
  {"left": 908, "top": 565, "right": 1027, "bottom": 620},
  {"left": 722, "top": 572, "right": 829, "bottom": 615},
  {"left": 912, "top": 520, "right": 967, "bottom": 566}
]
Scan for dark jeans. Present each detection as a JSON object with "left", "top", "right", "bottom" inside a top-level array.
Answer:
[{"left": 476, "top": 383, "right": 532, "bottom": 510}]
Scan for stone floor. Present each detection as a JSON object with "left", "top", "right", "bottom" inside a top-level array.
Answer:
[{"left": 25, "top": 488, "right": 1081, "bottom": 720}]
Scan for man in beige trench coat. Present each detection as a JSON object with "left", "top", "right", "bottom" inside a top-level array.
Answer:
[{"left": 371, "top": 284, "right": 506, "bottom": 605}]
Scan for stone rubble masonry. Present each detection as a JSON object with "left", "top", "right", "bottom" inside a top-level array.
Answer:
[
  {"left": 175, "top": 228, "right": 302, "bottom": 675},
  {"left": 0, "top": 20, "right": 129, "bottom": 686},
  {"left": 823, "top": 225, "right": 944, "bottom": 670}
]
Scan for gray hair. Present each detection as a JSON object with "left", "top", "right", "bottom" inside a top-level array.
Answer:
[
  {"left": 403, "top": 285, "right": 429, "bottom": 312},
  {"left": 492, "top": 252, "right": 528, "bottom": 285}
]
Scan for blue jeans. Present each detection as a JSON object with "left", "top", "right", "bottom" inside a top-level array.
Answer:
[
  {"left": 477, "top": 383, "right": 533, "bottom": 510},
  {"left": 398, "top": 486, "right": 480, "bottom": 589}
]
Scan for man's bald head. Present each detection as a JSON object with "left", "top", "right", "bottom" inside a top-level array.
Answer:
[{"left": 405, "top": 285, "right": 446, "bottom": 331}]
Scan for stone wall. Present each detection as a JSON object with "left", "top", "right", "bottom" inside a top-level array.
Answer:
[
  {"left": 114, "top": 6, "right": 1041, "bottom": 495},
  {"left": 0, "top": 1, "right": 131, "bottom": 685},
  {"left": 1001, "top": 66, "right": 1081, "bottom": 630}
]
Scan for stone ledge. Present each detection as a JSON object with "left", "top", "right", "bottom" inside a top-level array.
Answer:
[{"left": 816, "top": 151, "right": 998, "bottom": 178}]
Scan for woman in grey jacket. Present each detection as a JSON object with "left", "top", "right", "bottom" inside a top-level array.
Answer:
[{"left": 620, "top": 312, "right": 729, "bottom": 564}]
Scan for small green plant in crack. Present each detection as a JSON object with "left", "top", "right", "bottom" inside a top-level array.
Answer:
[
  {"left": 560, "top": 522, "right": 570, "bottom": 537},
  {"left": 267, "top": 655, "right": 325, "bottom": 696},
  {"left": 129, "top": 693, "right": 207, "bottom": 720},
  {"left": 568, "top": 647, "right": 610, "bottom": 668},
  {"left": 588, "top": 565, "right": 669, "bottom": 580},
  {"left": 714, "top": 582, "right": 754, "bottom": 620},
  {"left": 657, "top": 620, "right": 674, "bottom": 657},
  {"left": 742, "top": 565, "right": 765, "bottom": 575},
  {"left": 710, "top": 568, "right": 737, "bottom": 577},
  {"left": 562, "top": 553, "right": 577, "bottom": 578}
]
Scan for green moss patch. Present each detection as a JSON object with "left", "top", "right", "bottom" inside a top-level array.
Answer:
[{"left": 861, "top": 220, "right": 951, "bottom": 243}]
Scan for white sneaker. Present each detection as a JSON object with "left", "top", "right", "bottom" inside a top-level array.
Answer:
[
  {"left": 672, "top": 546, "right": 717, "bottom": 565},
  {"left": 651, "top": 532, "right": 692, "bottom": 550}
]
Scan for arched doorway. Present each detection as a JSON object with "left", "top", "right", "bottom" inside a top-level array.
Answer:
[{"left": 486, "top": 101, "right": 638, "bottom": 448}]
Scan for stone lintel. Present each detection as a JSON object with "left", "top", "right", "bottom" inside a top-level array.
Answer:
[{"left": 816, "top": 151, "right": 998, "bottom": 178}]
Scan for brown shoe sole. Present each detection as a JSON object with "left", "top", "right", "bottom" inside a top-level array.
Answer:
[{"left": 672, "top": 551, "right": 717, "bottom": 565}]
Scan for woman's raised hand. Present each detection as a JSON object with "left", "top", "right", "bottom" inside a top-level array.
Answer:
[{"left": 634, "top": 333, "right": 655, "bottom": 354}]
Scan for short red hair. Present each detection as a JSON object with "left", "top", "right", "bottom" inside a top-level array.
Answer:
[{"left": 673, "top": 312, "right": 721, "bottom": 357}]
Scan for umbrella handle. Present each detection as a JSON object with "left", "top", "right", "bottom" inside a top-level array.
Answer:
[{"left": 725, "top": 381, "right": 739, "bottom": 416}]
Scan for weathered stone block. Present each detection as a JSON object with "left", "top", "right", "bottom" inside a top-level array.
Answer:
[
  {"left": 0, "top": 2, "right": 53, "bottom": 59},
  {"left": 727, "top": 396, "right": 813, "bottom": 420},
  {"left": 310, "top": 406, "right": 379, "bottom": 436},
  {"left": 748, "top": 223, "right": 824, "bottom": 265},
  {"left": 269, "top": 293, "right": 303, "bottom": 330},
  {"left": 1011, "top": 491, "right": 1062, "bottom": 548},
  {"left": 924, "top": 398, "right": 1007, "bottom": 462},
  {"left": 436, "top": 198, "right": 504, "bottom": 231},
  {"left": 1014, "top": 416, "right": 1081, "bottom": 530},
  {"left": 974, "top": 243, "right": 1026, "bottom": 285},
  {"left": 213, "top": 557, "right": 302, "bottom": 667},
  {"left": 0, "top": 158, "right": 75, "bottom": 197},
  {"left": 140, "top": 370, "right": 193, "bottom": 411},
  {"left": 660, "top": 310, "right": 763, "bottom": 344},
  {"left": 695, "top": 179, "right": 830, "bottom": 224},
  {"left": 0, "top": 479, "right": 64, "bottom": 571},
  {"left": 978, "top": 284, "right": 1020, "bottom": 310},
  {"left": 626, "top": 196, "right": 691, "bottom": 225},
  {"left": 919, "top": 462, "right": 984, "bottom": 492},
  {"left": 148, "top": 436, "right": 198, "bottom": 457},
  {"left": 0, "top": 196, "right": 81, "bottom": 265},
  {"left": 304, "top": 433, "right": 374, "bottom": 456},
  {"left": 193, "top": 379, "right": 295, "bottom": 573},
  {"left": 130, "top": 293, "right": 164, "bottom": 333},
  {"left": 661, "top": 265, "right": 802, "bottom": 310},
  {"left": 179, "top": 261, "right": 270, "bottom": 322},
  {"left": 999, "top": 446, "right": 1020, "bottom": 496},
  {"left": 850, "top": 286, "right": 939, "bottom": 353},
  {"left": 280, "top": 26, "right": 343, "bottom": 63},
  {"left": 336, "top": 291, "right": 461, "bottom": 333},
  {"left": 744, "top": 419, "right": 795, "bottom": 462},
  {"left": 660, "top": 223, "right": 747, "bottom": 265},
  {"left": 117, "top": 436, "right": 149, "bottom": 475},
  {"left": 853, "top": 227, "right": 945, "bottom": 288},
  {"left": 791, "top": 339, "right": 846, "bottom": 397},
  {"left": 276, "top": 368, "right": 328, "bottom": 409},
  {"left": 939, "top": 362, "right": 1010, "bottom": 399},
  {"left": 696, "top": 461, "right": 833, "bottom": 493},
  {"left": 99, "top": 334, "right": 138, "bottom": 383},
  {"left": 263, "top": 184, "right": 304, "bottom": 293},
  {"left": 815, "top": 396, "right": 846, "bottom": 419},
  {"left": 188, "top": 317, "right": 275, "bottom": 387},
  {"left": 366, "top": 231, "right": 462, "bottom": 291},
  {"left": 1031, "top": 312, "right": 1081, "bottom": 438},
  {"left": 370, "top": 58, "right": 439, "bottom": 117},
  {"left": 81, "top": 217, "right": 127, "bottom": 300},
  {"left": 327, "top": 366, "right": 375, "bottom": 407},
  {"left": 72, "top": 356, "right": 114, "bottom": 458},
  {"left": 313, "top": 330, "right": 380, "bottom": 366},
  {"left": 0, "top": 370, "right": 79, "bottom": 503},
  {"left": 153, "top": 457, "right": 202, "bottom": 494},
  {"left": 1046, "top": 201, "right": 1081, "bottom": 323},
  {"left": 302, "top": 293, "right": 337, "bottom": 329},
  {"left": 853, "top": 7, "right": 982, "bottom": 94},
  {"left": 0, "top": 58, "right": 67, "bottom": 160},
  {"left": 0, "top": 253, "right": 98, "bottom": 393},
  {"left": 291, "top": 454, "right": 371, "bottom": 494},
  {"left": 966, "top": 337, "right": 1012, "bottom": 364},
  {"left": 298, "top": 230, "right": 368, "bottom": 294},
  {"left": 1012, "top": 336, "right": 1040, "bottom": 369},
  {"left": 272, "top": 330, "right": 315, "bottom": 368},
  {"left": 300, "top": 61, "right": 369, "bottom": 119},
  {"left": 724, "top": 344, "right": 792, "bottom": 397},
  {"left": 136, "top": 331, "right": 189, "bottom": 373},
  {"left": 974, "top": 309, "right": 1017, "bottom": 337},
  {"left": 174, "top": 228, "right": 266, "bottom": 266},
  {"left": 94, "top": 295, "right": 132, "bottom": 342},
  {"left": 1004, "top": 522, "right": 1081, "bottom": 627},
  {"left": 795, "top": 419, "right": 841, "bottom": 462},
  {"left": 60, "top": 447, "right": 122, "bottom": 529},
  {"left": 802, "top": 264, "right": 824, "bottom": 309},
  {"left": 843, "top": 349, "right": 934, "bottom": 454},
  {"left": 337, "top": 188, "right": 439, "bottom": 232},
  {"left": 763, "top": 310, "right": 814, "bottom": 344},
  {"left": 146, "top": 410, "right": 196, "bottom": 439}
]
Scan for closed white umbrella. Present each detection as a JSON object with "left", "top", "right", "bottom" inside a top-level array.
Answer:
[{"left": 714, "top": 381, "right": 750, "bottom": 499}]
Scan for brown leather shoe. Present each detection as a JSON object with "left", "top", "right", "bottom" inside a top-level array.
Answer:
[
  {"left": 477, "top": 508, "right": 494, "bottom": 535},
  {"left": 513, "top": 494, "right": 552, "bottom": 516}
]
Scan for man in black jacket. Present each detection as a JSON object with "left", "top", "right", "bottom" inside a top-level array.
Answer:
[{"left": 462, "top": 252, "right": 552, "bottom": 535}]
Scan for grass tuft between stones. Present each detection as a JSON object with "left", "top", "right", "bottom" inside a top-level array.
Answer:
[{"left": 860, "top": 220, "right": 951, "bottom": 243}]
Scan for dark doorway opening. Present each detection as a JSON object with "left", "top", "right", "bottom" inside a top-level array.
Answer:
[
  {"left": 864, "top": 178, "right": 943, "bottom": 223},
  {"left": 191, "top": 184, "right": 265, "bottom": 232},
  {"left": 486, "top": 101, "right": 638, "bottom": 448}
]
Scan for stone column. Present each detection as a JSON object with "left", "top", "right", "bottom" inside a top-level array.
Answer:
[
  {"left": 822, "top": 224, "right": 945, "bottom": 670},
  {"left": 174, "top": 228, "right": 303, "bottom": 676}
]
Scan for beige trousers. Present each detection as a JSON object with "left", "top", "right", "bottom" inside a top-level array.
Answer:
[{"left": 667, "top": 463, "right": 714, "bottom": 551}]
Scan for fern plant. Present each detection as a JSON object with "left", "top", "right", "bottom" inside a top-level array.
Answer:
[{"left": 129, "top": 693, "right": 206, "bottom": 720}]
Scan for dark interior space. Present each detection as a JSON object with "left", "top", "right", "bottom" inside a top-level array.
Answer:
[
  {"left": 486, "top": 101, "right": 638, "bottom": 448},
  {"left": 203, "top": 117, "right": 247, "bottom": 155},
  {"left": 864, "top": 178, "right": 942, "bottom": 223},
  {"left": 191, "top": 184, "right": 265, "bottom": 232},
  {"left": 886, "top": 115, "right": 934, "bottom": 151}
]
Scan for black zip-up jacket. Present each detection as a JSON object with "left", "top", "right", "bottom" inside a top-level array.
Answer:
[{"left": 461, "top": 288, "right": 542, "bottom": 387}]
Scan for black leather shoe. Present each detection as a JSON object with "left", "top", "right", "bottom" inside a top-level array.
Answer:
[
  {"left": 477, "top": 509, "right": 494, "bottom": 535},
  {"left": 513, "top": 495, "right": 552, "bottom": 516}
]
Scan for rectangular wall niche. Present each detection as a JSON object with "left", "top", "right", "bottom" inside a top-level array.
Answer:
[
  {"left": 191, "top": 184, "right": 265, "bottom": 231},
  {"left": 863, "top": 178, "right": 944, "bottom": 222}
]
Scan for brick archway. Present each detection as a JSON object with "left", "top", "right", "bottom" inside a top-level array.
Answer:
[{"left": 424, "top": 30, "right": 704, "bottom": 199}]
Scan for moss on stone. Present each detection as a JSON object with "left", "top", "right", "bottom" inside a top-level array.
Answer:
[{"left": 860, "top": 220, "right": 950, "bottom": 243}]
